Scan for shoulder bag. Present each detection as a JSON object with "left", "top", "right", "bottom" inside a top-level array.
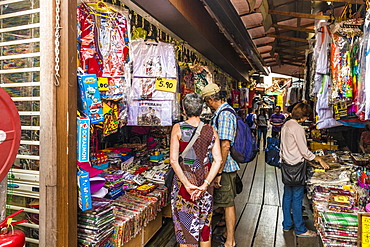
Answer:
[
  {"left": 281, "top": 160, "right": 307, "bottom": 186},
  {"left": 165, "top": 122, "right": 204, "bottom": 192},
  {"left": 280, "top": 128, "right": 307, "bottom": 186}
]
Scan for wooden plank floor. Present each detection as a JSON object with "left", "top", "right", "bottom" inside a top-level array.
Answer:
[{"left": 147, "top": 150, "right": 323, "bottom": 247}]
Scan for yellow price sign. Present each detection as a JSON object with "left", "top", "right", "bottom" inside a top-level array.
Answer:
[
  {"left": 334, "top": 195, "right": 349, "bottom": 204},
  {"left": 155, "top": 77, "right": 177, "bottom": 93},
  {"left": 98, "top": 77, "right": 109, "bottom": 91},
  {"left": 363, "top": 216, "right": 370, "bottom": 246}
]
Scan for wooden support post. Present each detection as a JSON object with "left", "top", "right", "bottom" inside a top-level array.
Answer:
[
  {"left": 40, "top": 0, "right": 77, "bottom": 246},
  {"left": 39, "top": 0, "right": 57, "bottom": 246}
]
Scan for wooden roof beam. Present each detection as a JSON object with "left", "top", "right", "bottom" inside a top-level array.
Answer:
[
  {"left": 256, "top": 41, "right": 274, "bottom": 48},
  {"left": 272, "top": 24, "right": 314, "bottom": 33},
  {"left": 260, "top": 50, "right": 272, "bottom": 55},
  {"left": 277, "top": 50, "right": 305, "bottom": 56},
  {"left": 282, "top": 61, "right": 304, "bottom": 67},
  {"left": 266, "top": 33, "right": 308, "bottom": 43},
  {"left": 246, "top": 23, "right": 263, "bottom": 30},
  {"left": 239, "top": 11, "right": 257, "bottom": 17},
  {"left": 278, "top": 44, "right": 308, "bottom": 51},
  {"left": 269, "top": 9, "right": 330, "bottom": 20}
]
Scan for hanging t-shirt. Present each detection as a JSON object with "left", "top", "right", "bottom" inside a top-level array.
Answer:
[{"left": 131, "top": 40, "right": 177, "bottom": 78}]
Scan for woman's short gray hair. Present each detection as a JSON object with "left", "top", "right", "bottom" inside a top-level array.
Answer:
[{"left": 182, "top": 93, "right": 203, "bottom": 117}]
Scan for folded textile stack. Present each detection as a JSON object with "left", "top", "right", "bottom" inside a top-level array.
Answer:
[
  {"left": 311, "top": 185, "right": 357, "bottom": 213},
  {"left": 103, "top": 174, "right": 126, "bottom": 200},
  {"left": 78, "top": 197, "right": 115, "bottom": 247},
  {"left": 317, "top": 211, "right": 358, "bottom": 247},
  {"left": 309, "top": 169, "right": 351, "bottom": 185},
  {"left": 110, "top": 191, "right": 161, "bottom": 245}
]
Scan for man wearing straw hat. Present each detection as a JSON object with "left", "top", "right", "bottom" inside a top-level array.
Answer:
[{"left": 201, "top": 84, "right": 239, "bottom": 247}]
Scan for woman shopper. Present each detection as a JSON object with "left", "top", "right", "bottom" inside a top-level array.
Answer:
[
  {"left": 256, "top": 108, "right": 269, "bottom": 150},
  {"left": 280, "top": 103, "right": 329, "bottom": 237},
  {"left": 169, "top": 93, "right": 222, "bottom": 247}
]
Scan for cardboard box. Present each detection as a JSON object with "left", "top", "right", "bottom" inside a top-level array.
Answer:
[
  {"left": 77, "top": 116, "right": 90, "bottom": 162},
  {"left": 122, "top": 230, "right": 142, "bottom": 247},
  {"left": 78, "top": 74, "right": 103, "bottom": 124},
  {"left": 309, "top": 142, "right": 338, "bottom": 151},
  {"left": 77, "top": 170, "right": 92, "bottom": 211}
]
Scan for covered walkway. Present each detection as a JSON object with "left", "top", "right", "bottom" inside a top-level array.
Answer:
[{"left": 148, "top": 151, "right": 322, "bottom": 247}]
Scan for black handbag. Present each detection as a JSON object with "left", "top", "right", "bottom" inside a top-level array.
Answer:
[
  {"left": 235, "top": 173, "right": 243, "bottom": 194},
  {"left": 165, "top": 122, "right": 204, "bottom": 192},
  {"left": 281, "top": 160, "right": 307, "bottom": 186}
]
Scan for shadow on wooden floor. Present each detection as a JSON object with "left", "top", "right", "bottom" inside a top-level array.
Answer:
[{"left": 147, "top": 150, "right": 323, "bottom": 247}]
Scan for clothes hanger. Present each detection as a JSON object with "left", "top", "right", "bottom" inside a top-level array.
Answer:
[{"left": 87, "top": 0, "right": 117, "bottom": 18}]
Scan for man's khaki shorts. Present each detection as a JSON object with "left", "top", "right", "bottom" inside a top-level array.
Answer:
[{"left": 213, "top": 171, "right": 237, "bottom": 208}]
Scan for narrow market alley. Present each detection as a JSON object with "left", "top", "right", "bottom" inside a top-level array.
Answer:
[{"left": 147, "top": 150, "right": 321, "bottom": 247}]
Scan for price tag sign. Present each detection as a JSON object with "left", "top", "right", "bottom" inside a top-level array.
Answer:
[
  {"left": 363, "top": 216, "right": 370, "bottom": 246},
  {"left": 155, "top": 77, "right": 177, "bottom": 93},
  {"left": 98, "top": 77, "right": 109, "bottom": 91},
  {"left": 334, "top": 195, "right": 349, "bottom": 204}
]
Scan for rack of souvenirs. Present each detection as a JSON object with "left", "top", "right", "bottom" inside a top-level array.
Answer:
[{"left": 306, "top": 150, "right": 370, "bottom": 246}]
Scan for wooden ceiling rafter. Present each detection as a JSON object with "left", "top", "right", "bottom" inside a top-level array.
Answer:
[
  {"left": 239, "top": 11, "right": 257, "bottom": 17},
  {"left": 246, "top": 23, "right": 264, "bottom": 30},
  {"left": 278, "top": 44, "right": 308, "bottom": 50},
  {"left": 267, "top": 0, "right": 281, "bottom": 66},
  {"left": 272, "top": 24, "right": 315, "bottom": 33},
  {"left": 252, "top": 34, "right": 268, "bottom": 40},
  {"left": 278, "top": 52, "right": 305, "bottom": 58},
  {"left": 256, "top": 41, "right": 274, "bottom": 48},
  {"left": 269, "top": 9, "right": 331, "bottom": 20},
  {"left": 260, "top": 50, "right": 272, "bottom": 55},
  {"left": 266, "top": 33, "right": 308, "bottom": 43},
  {"left": 281, "top": 61, "right": 304, "bottom": 67}
]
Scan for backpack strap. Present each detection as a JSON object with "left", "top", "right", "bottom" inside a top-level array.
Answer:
[{"left": 214, "top": 107, "right": 238, "bottom": 129}]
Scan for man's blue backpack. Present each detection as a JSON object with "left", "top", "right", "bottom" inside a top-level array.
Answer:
[
  {"left": 265, "top": 137, "right": 282, "bottom": 168},
  {"left": 216, "top": 108, "right": 258, "bottom": 163},
  {"left": 246, "top": 113, "right": 254, "bottom": 127}
]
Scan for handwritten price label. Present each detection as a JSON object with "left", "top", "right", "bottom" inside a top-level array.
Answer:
[
  {"left": 363, "top": 216, "right": 370, "bottom": 246},
  {"left": 155, "top": 77, "right": 177, "bottom": 93},
  {"left": 98, "top": 77, "right": 109, "bottom": 91}
]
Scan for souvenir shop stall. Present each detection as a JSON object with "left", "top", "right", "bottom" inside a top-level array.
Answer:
[
  {"left": 75, "top": 1, "right": 241, "bottom": 246},
  {"left": 303, "top": 148, "right": 370, "bottom": 246},
  {"left": 296, "top": 4, "right": 370, "bottom": 246}
]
